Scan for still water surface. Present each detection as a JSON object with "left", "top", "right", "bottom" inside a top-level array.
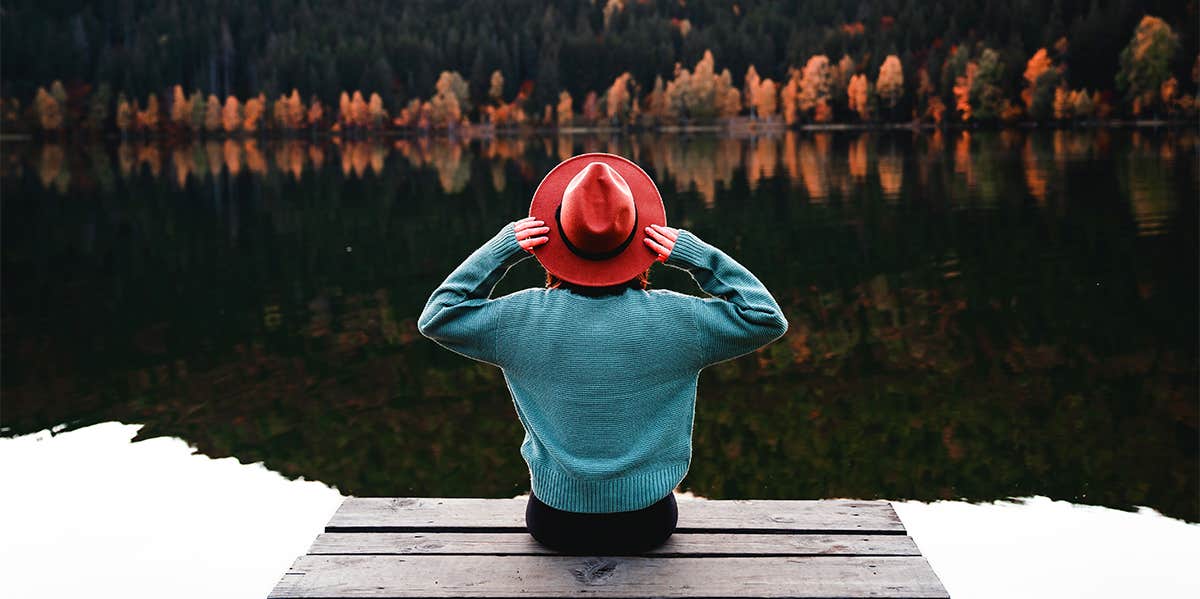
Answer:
[{"left": 2, "top": 129, "right": 1197, "bottom": 597}]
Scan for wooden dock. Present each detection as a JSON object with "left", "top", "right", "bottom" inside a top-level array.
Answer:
[{"left": 269, "top": 497, "right": 948, "bottom": 598}]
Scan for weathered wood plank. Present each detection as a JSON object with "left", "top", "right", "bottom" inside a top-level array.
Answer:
[
  {"left": 268, "top": 555, "right": 948, "bottom": 598},
  {"left": 326, "top": 498, "right": 905, "bottom": 534},
  {"left": 308, "top": 532, "right": 921, "bottom": 556}
]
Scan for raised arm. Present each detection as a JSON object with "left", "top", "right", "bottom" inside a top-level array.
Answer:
[
  {"left": 416, "top": 218, "right": 548, "bottom": 366},
  {"left": 645, "top": 224, "right": 788, "bottom": 368}
]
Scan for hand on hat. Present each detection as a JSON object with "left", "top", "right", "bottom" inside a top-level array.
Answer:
[
  {"left": 643, "top": 223, "right": 679, "bottom": 263},
  {"left": 515, "top": 216, "right": 550, "bottom": 252}
]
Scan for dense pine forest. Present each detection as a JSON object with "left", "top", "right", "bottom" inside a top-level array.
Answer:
[{"left": 2, "top": 0, "right": 1196, "bottom": 133}]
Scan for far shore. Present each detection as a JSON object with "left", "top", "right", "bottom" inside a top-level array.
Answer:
[{"left": 2, "top": 118, "right": 1192, "bottom": 144}]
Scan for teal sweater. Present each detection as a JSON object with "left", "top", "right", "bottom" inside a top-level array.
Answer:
[{"left": 417, "top": 221, "right": 788, "bottom": 513}]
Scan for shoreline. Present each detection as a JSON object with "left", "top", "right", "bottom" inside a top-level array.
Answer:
[{"left": 2, "top": 119, "right": 1192, "bottom": 144}]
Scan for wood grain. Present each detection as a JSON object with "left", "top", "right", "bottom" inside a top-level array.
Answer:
[
  {"left": 308, "top": 532, "right": 921, "bottom": 556},
  {"left": 326, "top": 497, "right": 905, "bottom": 534},
  {"left": 268, "top": 554, "right": 950, "bottom": 598}
]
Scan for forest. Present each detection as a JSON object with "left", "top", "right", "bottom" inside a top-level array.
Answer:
[{"left": 2, "top": 0, "right": 1197, "bottom": 133}]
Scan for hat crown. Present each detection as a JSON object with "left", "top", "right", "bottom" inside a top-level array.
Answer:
[{"left": 559, "top": 162, "right": 637, "bottom": 254}]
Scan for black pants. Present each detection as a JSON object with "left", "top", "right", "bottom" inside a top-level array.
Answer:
[{"left": 525, "top": 491, "right": 678, "bottom": 555}]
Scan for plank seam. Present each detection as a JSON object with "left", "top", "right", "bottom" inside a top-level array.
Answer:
[
  {"left": 303, "top": 551, "right": 925, "bottom": 557},
  {"left": 325, "top": 526, "right": 908, "bottom": 535}
]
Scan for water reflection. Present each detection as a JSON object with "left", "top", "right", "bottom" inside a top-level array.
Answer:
[
  {"left": 2, "top": 129, "right": 1196, "bottom": 523},
  {"left": 15, "top": 130, "right": 1196, "bottom": 233}
]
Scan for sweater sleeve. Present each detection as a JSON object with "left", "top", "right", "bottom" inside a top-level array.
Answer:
[
  {"left": 417, "top": 221, "right": 530, "bottom": 366},
  {"left": 664, "top": 229, "right": 789, "bottom": 368}
]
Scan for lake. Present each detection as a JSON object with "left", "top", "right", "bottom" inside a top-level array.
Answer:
[{"left": 1, "top": 128, "right": 1197, "bottom": 597}]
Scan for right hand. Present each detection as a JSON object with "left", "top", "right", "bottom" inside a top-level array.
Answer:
[
  {"left": 643, "top": 224, "right": 679, "bottom": 262},
  {"left": 515, "top": 216, "right": 550, "bottom": 252}
]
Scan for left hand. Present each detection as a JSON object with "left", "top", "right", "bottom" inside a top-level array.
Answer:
[
  {"left": 515, "top": 216, "right": 550, "bottom": 252},
  {"left": 643, "top": 223, "right": 679, "bottom": 262}
]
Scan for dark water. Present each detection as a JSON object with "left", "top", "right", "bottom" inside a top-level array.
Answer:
[{"left": 3, "top": 129, "right": 1196, "bottom": 522}]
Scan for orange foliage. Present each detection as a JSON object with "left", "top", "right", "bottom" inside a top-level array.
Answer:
[
  {"left": 242, "top": 96, "right": 265, "bottom": 132},
  {"left": 925, "top": 96, "right": 947, "bottom": 124},
  {"left": 752, "top": 78, "right": 778, "bottom": 119},
  {"left": 780, "top": 71, "right": 800, "bottom": 125},
  {"left": 307, "top": 98, "right": 324, "bottom": 127},
  {"left": 876, "top": 55, "right": 904, "bottom": 109},
  {"left": 170, "top": 85, "right": 191, "bottom": 125},
  {"left": 847, "top": 74, "right": 870, "bottom": 121},
  {"left": 814, "top": 99, "right": 832, "bottom": 123},
  {"left": 221, "top": 96, "right": 241, "bottom": 132},
  {"left": 136, "top": 94, "right": 160, "bottom": 130},
  {"left": 34, "top": 87, "right": 63, "bottom": 130},
  {"left": 1022, "top": 48, "right": 1053, "bottom": 109},
  {"left": 556, "top": 91, "right": 573, "bottom": 126},
  {"left": 953, "top": 62, "right": 977, "bottom": 121}
]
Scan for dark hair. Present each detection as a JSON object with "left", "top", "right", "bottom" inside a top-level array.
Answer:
[{"left": 545, "top": 268, "right": 651, "bottom": 296}]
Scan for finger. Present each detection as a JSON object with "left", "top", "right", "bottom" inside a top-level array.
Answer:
[
  {"left": 515, "top": 219, "right": 545, "bottom": 232},
  {"left": 516, "top": 226, "right": 550, "bottom": 240},
  {"left": 518, "top": 215, "right": 538, "bottom": 222},
  {"left": 520, "top": 236, "right": 549, "bottom": 251},
  {"left": 649, "top": 223, "right": 679, "bottom": 242},
  {"left": 643, "top": 236, "right": 670, "bottom": 257},
  {"left": 644, "top": 225, "right": 673, "bottom": 247}
]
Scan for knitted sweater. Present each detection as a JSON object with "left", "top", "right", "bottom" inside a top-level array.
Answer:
[{"left": 417, "top": 221, "right": 789, "bottom": 513}]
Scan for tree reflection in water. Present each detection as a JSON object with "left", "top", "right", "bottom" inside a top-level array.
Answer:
[{"left": 2, "top": 129, "right": 1196, "bottom": 521}]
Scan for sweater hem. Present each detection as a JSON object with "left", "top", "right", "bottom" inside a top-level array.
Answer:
[{"left": 529, "top": 462, "right": 688, "bottom": 514}]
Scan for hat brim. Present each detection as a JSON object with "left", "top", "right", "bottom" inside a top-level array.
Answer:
[{"left": 529, "top": 153, "right": 666, "bottom": 287}]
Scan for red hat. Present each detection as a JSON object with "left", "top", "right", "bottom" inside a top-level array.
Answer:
[{"left": 529, "top": 153, "right": 666, "bottom": 287}]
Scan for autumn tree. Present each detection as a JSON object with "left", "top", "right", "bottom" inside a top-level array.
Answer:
[
  {"left": 952, "top": 60, "right": 976, "bottom": 121},
  {"left": 606, "top": 72, "right": 636, "bottom": 125},
  {"left": 222, "top": 96, "right": 242, "bottom": 133},
  {"left": 743, "top": 65, "right": 761, "bottom": 117},
  {"left": 307, "top": 95, "right": 324, "bottom": 129},
  {"left": 1023, "top": 49, "right": 1060, "bottom": 120},
  {"left": 204, "top": 94, "right": 222, "bottom": 132},
  {"left": 876, "top": 55, "right": 904, "bottom": 114},
  {"left": 189, "top": 90, "right": 207, "bottom": 132},
  {"left": 137, "top": 93, "right": 160, "bottom": 131},
  {"left": 752, "top": 78, "right": 778, "bottom": 119},
  {"left": 797, "top": 55, "right": 833, "bottom": 122},
  {"left": 115, "top": 93, "right": 133, "bottom": 135},
  {"left": 435, "top": 71, "right": 471, "bottom": 116},
  {"left": 242, "top": 95, "right": 265, "bottom": 132},
  {"left": 170, "top": 85, "right": 191, "bottom": 128},
  {"left": 338, "top": 92, "right": 352, "bottom": 127},
  {"left": 847, "top": 74, "right": 871, "bottom": 121},
  {"left": 430, "top": 74, "right": 463, "bottom": 128},
  {"left": 644, "top": 76, "right": 667, "bottom": 122},
  {"left": 915, "top": 67, "right": 937, "bottom": 121},
  {"left": 970, "top": 48, "right": 1006, "bottom": 121},
  {"left": 350, "top": 91, "right": 368, "bottom": 128},
  {"left": 780, "top": 68, "right": 800, "bottom": 125},
  {"left": 1116, "top": 15, "right": 1181, "bottom": 116},
  {"left": 368, "top": 92, "right": 387, "bottom": 129},
  {"left": 488, "top": 70, "right": 505, "bottom": 104},
  {"left": 581, "top": 91, "right": 600, "bottom": 123},
  {"left": 556, "top": 91, "right": 573, "bottom": 126},
  {"left": 34, "top": 86, "right": 63, "bottom": 131},
  {"left": 833, "top": 55, "right": 856, "bottom": 109},
  {"left": 663, "top": 50, "right": 740, "bottom": 122},
  {"left": 85, "top": 83, "right": 112, "bottom": 130},
  {"left": 286, "top": 90, "right": 306, "bottom": 129}
]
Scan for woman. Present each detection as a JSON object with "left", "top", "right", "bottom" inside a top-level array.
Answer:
[{"left": 417, "top": 153, "right": 788, "bottom": 555}]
